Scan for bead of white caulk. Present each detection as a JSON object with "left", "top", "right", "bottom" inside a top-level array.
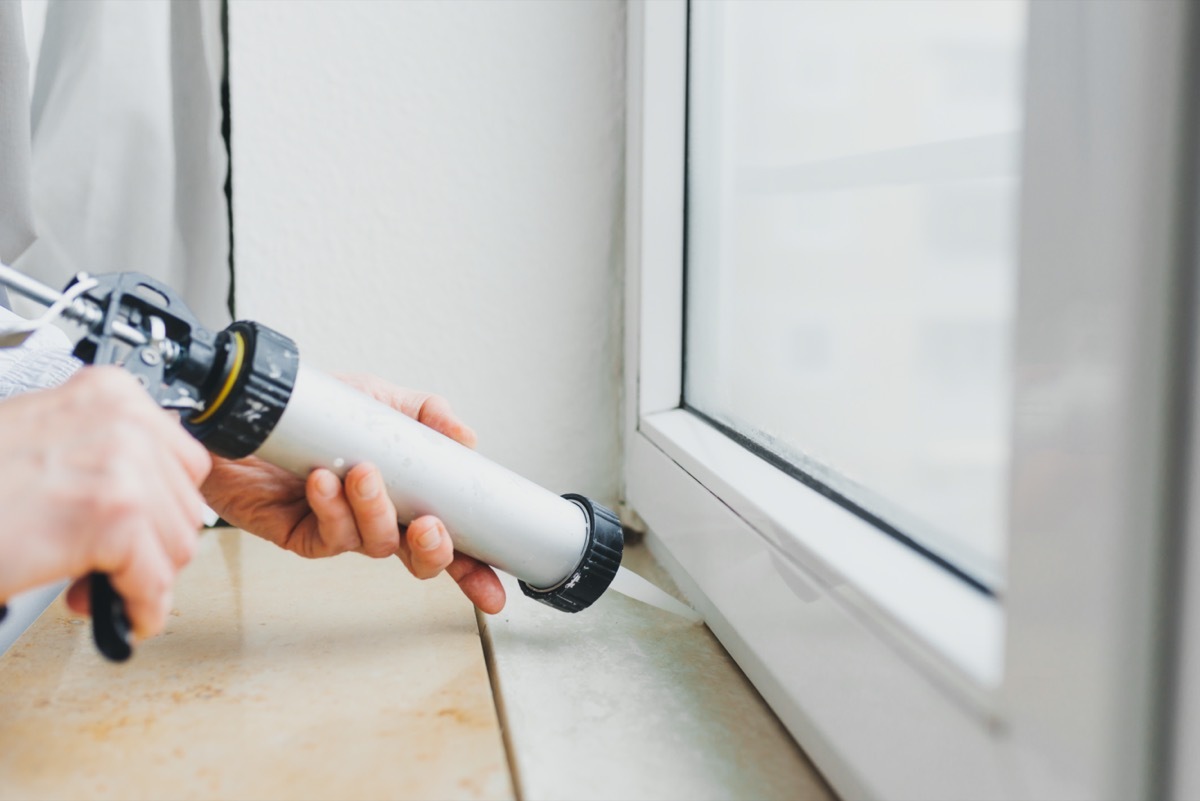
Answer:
[{"left": 606, "top": 566, "right": 704, "bottom": 623}]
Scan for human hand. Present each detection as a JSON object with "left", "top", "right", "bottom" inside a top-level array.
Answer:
[
  {"left": 0, "top": 367, "right": 212, "bottom": 639},
  {"left": 201, "top": 374, "right": 506, "bottom": 614}
]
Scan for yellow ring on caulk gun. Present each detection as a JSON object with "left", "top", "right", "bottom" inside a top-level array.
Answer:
[
  {"left": 189, "top": 330, "right": 245, "bottom": 424},
  {"left": 183, "top": 321, "right": 300, "bottom": 460}
]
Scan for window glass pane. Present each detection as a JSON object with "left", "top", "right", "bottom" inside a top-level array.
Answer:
[{"left": 685, "top": 0, "right": 1027, "bottom": 588}]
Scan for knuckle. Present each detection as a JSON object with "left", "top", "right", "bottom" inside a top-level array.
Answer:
[
  {"left": 78, "top": 366, "right": 139, "bottom": 403},
  {"left": 79, "top": 511, "right": 126, "bottom": 563},
  {"left": 126, "top": 565, "right": 171, "bottom": 610},
  {"left": 410, "top": 555, "right": 446, "bottom": 580},
  {"left": 363, "top": 535, "right": 399, "bottom": 559},
  {"left": 185, "top": 441, "right": 213, "bottom": 478},
  {"left": 326, "top": 544, "right": 354, "bottom": 559},
  {"left": 413, "top": 565, "right": 441, "bottom": 581},
  {"left": 181, "top": 494, "right": 205, "bottom": 529},
  {"left": 145, "top": 569, "right": 171, "bottom": 598},
  {"left": 106, "top": 475, "right": 145, "bottom": 513},
  {"left": 101, "top": 422, "right": 137, "bottom": 451},
  {"left": 341, "top": 530, "right": 365, "bottom": 553},
  {"left": 321, "top": 531, "right": 358, "bottom": 557},
  {"left": 70, "top": 366, "right": 108, "bottom": 391},
  {"left": 95, "top": 424, "right": 153, "bottom": 468},
  {"left": 176, "top": 532, "right": 199, "bottom": 566},
  {"left": 87, "top": 482, "right": 143, "bottom": 525},
  {"left": 58, "top": 372, "right": 101, "bottom": 413}
]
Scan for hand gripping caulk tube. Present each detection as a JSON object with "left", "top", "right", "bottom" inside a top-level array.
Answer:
[
  {"left": 189, "top": 321, "right": 624, "bottom": 614},
  {"left": 0, "top": 267, "right": 640, "bottom": 662}
]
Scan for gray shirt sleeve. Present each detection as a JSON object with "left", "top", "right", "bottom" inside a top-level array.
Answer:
[{"left": 0, "top": 307, "right": 79, "bottom": 399}]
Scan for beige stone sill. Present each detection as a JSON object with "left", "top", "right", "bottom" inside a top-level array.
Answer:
[
  {"left": 0, "top": 531, "right": 833, "bottom": 801},
  {"left": 482, "top": 542, "right": 836, "bottom": 801},
  {"left": 0, "top": 530, "right": 511, "bottom": 801}
]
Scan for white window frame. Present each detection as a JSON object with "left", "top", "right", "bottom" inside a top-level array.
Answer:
[{"left": 622, "top": 3, "right": 1196, "bottom": 799}]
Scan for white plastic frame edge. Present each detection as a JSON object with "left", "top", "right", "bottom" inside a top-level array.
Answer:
[{"left": 622, "top": 2, "right": 1194, "bottom": 799}]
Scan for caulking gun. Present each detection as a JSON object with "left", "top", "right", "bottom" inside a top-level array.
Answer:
[{"left": 0, "top": 265, "right": 697, "bottom": 662}]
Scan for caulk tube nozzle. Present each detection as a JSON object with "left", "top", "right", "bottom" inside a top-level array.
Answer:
[{"left": 517, "top": 494, "right": 623, "bottom": 612}]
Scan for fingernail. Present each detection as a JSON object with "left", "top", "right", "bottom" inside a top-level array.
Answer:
[
  {"left": 316, "top": 472, "right": 338, "bottom": 499},
  {"left": 416, "top": 525, "right": 443, "bottom": 552},
  {"left": 357, "top": 472, "right": 381, "bottom": 500}
]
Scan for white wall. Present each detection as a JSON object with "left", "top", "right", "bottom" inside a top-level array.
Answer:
[{"left": 229, "top": 1, "right": 625, "bottom": 502}]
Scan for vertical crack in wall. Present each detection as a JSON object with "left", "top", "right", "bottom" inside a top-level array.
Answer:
[{"left": 220, "top": 0, "right": 235, "bottom": 319}]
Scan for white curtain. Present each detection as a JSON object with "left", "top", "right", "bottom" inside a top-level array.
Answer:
[{"left": 5, "top": 0, "right": 231, "bottom": 327}]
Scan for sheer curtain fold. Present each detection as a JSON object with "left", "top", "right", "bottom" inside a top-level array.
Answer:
[
  {"left": 0, "top": 2, "right": 36, "bottom": 280},
  {"left": 7, "top": 0, "right": 230, "bottom": 326}
]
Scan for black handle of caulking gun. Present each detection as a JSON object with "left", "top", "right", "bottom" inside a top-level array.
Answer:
[
  {"left": 50, "top": 272, "right": 253, "bottom": 664},
  {"left": 90, "top": 573, "right": 133, "bottom": 662},
  {"left": 78, "top": 319, "right": 295, "bottom": 663}
]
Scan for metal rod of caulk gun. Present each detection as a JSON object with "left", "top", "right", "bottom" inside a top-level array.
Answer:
[
  {"left": 0, "top": 262, "right": 146, "bottom": 347},
  {"left": 0, "top": 263, "right": 75, "bottom": 309}
]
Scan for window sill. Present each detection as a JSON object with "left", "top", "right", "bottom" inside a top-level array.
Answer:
[
  {"left": 640, "top": 408, "right": 1003, "bottom": 691},
  {"left": 480, "top": 542, "right": 833, "bottom": 801}
]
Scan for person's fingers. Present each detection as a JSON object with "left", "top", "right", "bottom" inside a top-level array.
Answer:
[
  {"left": 304, "top": 469, "right": 363, "bottom": 557},
  {"left": 336, "top": 375, "right": 429, "bottom": 418},
  {"left": 333, "top": 375, "right": 477, "bottom": 449},
  {"left": 79, "top": 367, "right": 213, "bottom": 486},
  {"left": 137, "top": 403, "right": 212, "bottom": 487},
  {"left": 157, "top": 410, "right": 213, "bottom": 486},
  {"left": 402, "top": 516, "right": 455, "bottom": 579},
  {"left": 414, "top": 394, "right": 477, "bottom": 449},
  {"left": 344, "top": 463, "right": 401, "bottom": 558},
  {"left": 146, "top": 443, "right": 205, "bottom": 569},
  {"left": 445, "top": 553, "right": 506, "bottom": 614},
  {"left": 398, "top": 518, "right": 508, "bottom": 615},
  {"left": 65, "top": 425, "right": 200, "bottom": 577},
  {"left": 98, "top": 523, "right": 177, "bottom": 639},
  {"left": 66, "top": 576, "right": 90, "bottom": 616},
  {"left": 86, "top": 428, "right": 199, "bottom": 573}
]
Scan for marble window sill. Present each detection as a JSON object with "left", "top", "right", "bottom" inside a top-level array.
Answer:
[{"left": 0, "top": 530, "right": 833, "bottom": 801}]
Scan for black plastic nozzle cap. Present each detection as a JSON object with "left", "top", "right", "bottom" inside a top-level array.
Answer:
[
  {"left": 519, "top": 494, "right": 624, "bottom": 613},
  {"left": 186, "top": 321, "right": 299, "bottom": 459}
]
